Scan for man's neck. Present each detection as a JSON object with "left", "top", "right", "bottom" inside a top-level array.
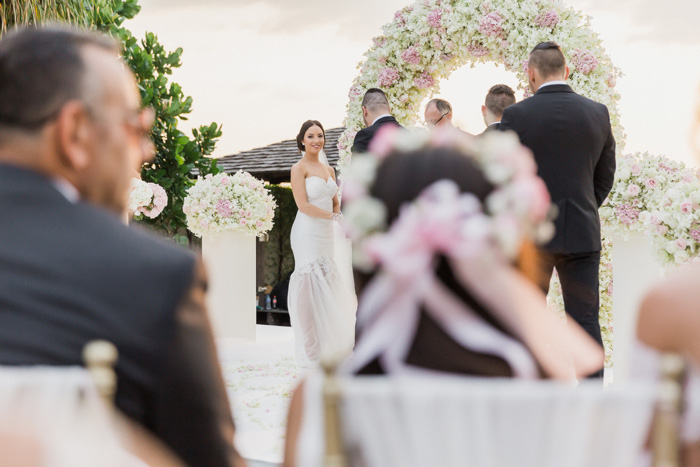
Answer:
[
  {"left": 371, "top": 114, "right": 392, "bottom": 126},
  {"left": 537, "top": 79, "right": 567, "bottom": 91}
]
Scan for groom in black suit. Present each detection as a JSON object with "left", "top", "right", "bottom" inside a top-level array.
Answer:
[
  {"left": 500, "top": 42, "right": 616, "bottom": 378},
  {"left": 0, "top": 27, "right": 242, "bottom": 464},
  {"left": 352, "top": 88, "right": 402, "bottom": 154}
]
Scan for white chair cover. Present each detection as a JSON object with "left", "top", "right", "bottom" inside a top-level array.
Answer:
[
  {"left": 0, "top": 366, "right": 144, "bottom": 467},
  {"left": 297, "top": 373, "right": 657, "bottom": 467}
]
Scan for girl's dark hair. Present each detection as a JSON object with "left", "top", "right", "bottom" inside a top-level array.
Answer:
[{"left": 296, "top": 120, "right": 325, "bottom": 153}]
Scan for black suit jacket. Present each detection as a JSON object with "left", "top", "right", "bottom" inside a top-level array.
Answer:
[
  {"left": 479, "top": 122, "right": 501, "bottom": 136},
  {"left": 352, "top": 115, "right": 402, "bottom": 154},
  {"left": 0, "top": 165, "right": 241, "bottom": 466},
  {"left": 500, "top": 84, "right": 616, "bottom": 254}
]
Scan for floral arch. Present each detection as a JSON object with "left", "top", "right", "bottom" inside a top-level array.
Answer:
[
  {"left": 337, "top": 0, "right": 624, "bottom": 171},
  {"left": 337, "top": 0, "right": 625, "bottom": 365}
]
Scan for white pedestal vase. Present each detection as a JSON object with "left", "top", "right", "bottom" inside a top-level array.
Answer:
[
  {"left": 202, "top": 230, "right": 257, "bottom": 340},
  {"left": 611, "top": 232, "right": 661, "bottom": 384}
]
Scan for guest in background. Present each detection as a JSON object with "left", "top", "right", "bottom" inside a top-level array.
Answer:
[
  {"left": 351, "top": 88, "right": 403, "bottom": 154},
  {"left": 480, "top": 84, "right": 515, "bottom": 134},
  {"left": 0, "top": 26, "right": 243, "bottom": 466},
  {"left": 424, "top": 98, "right": 454, "bottom": 128}
]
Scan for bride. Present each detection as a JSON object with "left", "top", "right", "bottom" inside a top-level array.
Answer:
[{"left": 288, "top": 120, "right": 357, "bottom": 362}]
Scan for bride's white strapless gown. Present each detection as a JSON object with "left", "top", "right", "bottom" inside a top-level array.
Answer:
[{"left": 288, "top": 177, "right": 357, "bottom": 362}]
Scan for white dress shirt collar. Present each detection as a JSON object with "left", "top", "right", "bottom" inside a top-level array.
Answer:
[
  {"left": 51, "top": 177, "right": 80, "bottom": 203},
  {"left": 538, "top": 80, "right": 567, "bottom": 90},
  {"left": 371, "top": 114, "right": 393, "bottom": 126}
]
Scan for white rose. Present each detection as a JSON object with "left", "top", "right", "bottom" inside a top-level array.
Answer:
[
  {"left": 675, "top": 250, "right": 690, "bottom": 264},
  {"left": 617, "top": 168, "right": 631, "bottom": 180},
  {"left": 599, "top": 206, "right": 613, "bottom": 219},
  {"left": 666, "top": 240, "right": 679, "bottom": 254}
]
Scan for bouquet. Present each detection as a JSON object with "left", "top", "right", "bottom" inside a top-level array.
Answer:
[
  {"left": 128, "top": 178, "right": 168, "bottom": 219},
  {"left": 184, "top": 171, "right": 276, "bottom": 238}
]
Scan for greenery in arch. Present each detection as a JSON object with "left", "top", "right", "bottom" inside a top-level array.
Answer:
[{"left": 0, "top": 0, "right": 222, "bottom": 241}]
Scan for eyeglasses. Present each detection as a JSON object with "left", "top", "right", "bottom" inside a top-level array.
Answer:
[{"left": 425, "top": 112, "right": 450, "bottom": 127}]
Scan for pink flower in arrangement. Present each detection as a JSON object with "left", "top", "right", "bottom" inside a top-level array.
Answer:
[
  {"left": 629, "top": 163, "right": 642, "bottom": 175},
  {"left": 690, "top": 227, "right": 700, "bottom": 242},
  {"left": 607, "top": 72, "right": 617, "bottom": 88},
  {"left": 676, "top": 238, "right": 688, "bottom": 250},
  {"left": 378, "top": 56, "right": 387, "bottom": 64},
  {"left": 241, "top": 219, "right": 248, "bottom": 226},
  {"left": 649, "top": 214, "right": 662, "bottom": 226},
  {"left": 680, "top": 200, "right": 694, "bottom": 214},
  {"left": 394, "top": 11, "right": 407, "bottom": 26},
  {"left": 440, "top": 53, "right": 454, "bottom": 62},
  {"left": 571, "top": 49, "right": 599, "bottom": 75},
  {"left": 656, "top": 225, "right": 669, "bottom": 236},
  {"left": 401, "top": 46, "right": 422, "bottom": 65},
  {"left": 683, "top": 173, "right": 694, "bottom": 183},
  {"left": 239, "top": 209, "right": 246, "bottom": 217},
  {"left": 256, "top": 221, "right": 263, "bottom": 228},
  {"left": 626, "top": 184, "right": 640, "bottom": 197},
  {"left": 615, "top": 203, "right": 640, "bottom": 225},
  {"left": 480, "top": 2, "right": 492, "bottom": 12},
  {"left": 220, "top": 176, "right": 230, "bottom": 186},
  {"left": 378, "top": 68, "right": 400, "bottom": 87},
  {"left": 199, "top": 219, "right": 210, "bottom": 230},
  {"left": 432, "top": 34, "right": 442, "bottom": 49},
  {"left": 534, "top": 9, "right": 560, "bottom": 28},
  {"left": 521, "top": 60, "right": 529, "bottom": 72},
  {"left": 467, "top": 43, "right": 489, "bottom": 57},
  {"left": 348, "top": 85, "right": 363, "bottom": 99},
  {"left": 414, "top": 71, "right": 436, "bottom": 89},
  {"left": 216, "top": 199, "right": 233, "bottom": 218},
  {"left": 373, "top": 36, "right": 387, "bottom": 48},
  {"left": 478, "top": 12, "right": 504, "bottom": 37},
  {"left": 607, "top": 283, "right": 613, "bottom": 296},
  {"left": 427, "top": 8, "right": 443, "bottom": 28},
  {"left": 399, "top": 94, "right": 409, "bottom": 103},
  {"left": 645, "top": 178, "right": 658, "bottom": 189}
]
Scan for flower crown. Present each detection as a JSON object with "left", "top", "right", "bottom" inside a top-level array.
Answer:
[{"left": 341, "top": 127, "right": 554, "bottom": 271}]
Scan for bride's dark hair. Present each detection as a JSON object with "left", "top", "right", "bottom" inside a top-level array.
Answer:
[{"left": 296, "top": 120, "right": 325, "bottom": 153}]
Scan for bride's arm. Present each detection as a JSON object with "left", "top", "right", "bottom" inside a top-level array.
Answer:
[
  {"left": 291, "top": 164, "right": 334, "bottom": 220},
  {"left": 329, "top": 167, "right": 340, "bottom": 215}
]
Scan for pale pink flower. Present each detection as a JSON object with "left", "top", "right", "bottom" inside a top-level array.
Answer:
[
  {"left": 427, "top": 8, "right": 443, "bottom": 28},
  {"left": 606, "top": 72, "right": 617, "bottom": 88},
  {"left": 630, "top": 163, "right": 642, "bottom": 175},
  {"left": 467, "top": 43, "right": 489, "bottom": 57},
  {"left": 432, "top": 34, "right": 442, "bottom": 49},
  {"left": 645, "top": 178, "right": 658, "bottom": 189},
  {"left": 220, "top": 176, "right": 230, "bottom": 186},
  {"left": 478, "top": 12, "right": 504, "bottom": 37},
  {"left": 373, "top": 36, "right": 387, "bottom": 48},
  {"left": 256, "top": 221, "right": 263, "bottom": 227},
  {"left": 241, "top": 219, "right": 248, "bottom": 226},
  {"left": 204, "top": 174, "right": 213, "bottom": 180},
  {"left": 378, "top": 68, "right": 400, "bottom": 87},
  {"left": 649, "top": 214, "right": 662, "bottom": 226},
  {"left": 571, "top": 49, "right": 599, "bottom": 75},
  {"left": 521, "top": 60, "right": 529, "bottom": 72},
  {"left": 199, "top": 219, "right": 210, "bottom": 229},
  {"left": 680, "top": 200, "right": 694, "bottom": 214},
  {"left": 656, "top": 225, "right": 669, "bottom": 236},
  {"left": 627, "top": 184, "right": 640, "bottom": 197},
  {"left": 216, "top": 199, "right": 233, "bottom": 218},
  {"left": 682, "top": 173, "right": 694, "bottom": 183},
  {"left": 394, "top": 11, "right": 406, "bottom": 26},
  {"left": 534, "top": 9, "right": 560, "bottom": 28},
  {"left": 414, "top": 71, "right": 436, "bottom": 89},
  {"left": 401, "top": 46, "right": 422, "bottom": 65},
  {"left": 676, "top": 238, "right": 688, "bottom": 250}
]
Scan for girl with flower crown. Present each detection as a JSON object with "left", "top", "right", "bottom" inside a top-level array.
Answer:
[{"left": 283, "top": 127, "right": 604, "bottom": 466}]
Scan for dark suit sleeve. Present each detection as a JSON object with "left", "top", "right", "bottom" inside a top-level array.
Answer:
[
  {"left": 155, "top": 258, "right": 244, "bottom": 467},
  {"left": 352, "top": 127, "right": 371, "bottom": 154},
  {"left": 499, "top": 107, "right": 517, "bottom": 136},
  {"left": 593, "top": 106, "right": 616, "bottom": 207}
]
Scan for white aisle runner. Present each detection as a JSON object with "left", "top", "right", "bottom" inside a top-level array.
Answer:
[{"left": 217, "top": 325, "right": 310, "bottom": 465}]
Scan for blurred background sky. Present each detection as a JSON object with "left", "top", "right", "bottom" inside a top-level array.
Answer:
[{"left": 127, "top": 0, "right": 700, "bottom": 165}]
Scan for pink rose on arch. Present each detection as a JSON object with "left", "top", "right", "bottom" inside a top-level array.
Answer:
[
  {"left": 676, "top": 238, "right": 688, "bottom": 250},
  {"left": 534, "top": 9, "right": 560, "bottom": 28},
  {"left": 241, "top": 219, "right": 248, "bottom": 226},
  {"left": 571, "top": 49, "right": 599, "bottom": 75},
  {"left": 680, "top": 200, "right": 694, "bottom": 214},
  {"left": 432, "top": 34, "right": 442, "bottom": 49},
  {"left": 401, "top": 46, "right": 421, "bottom": 65},
  {"left": 682, "top": 173, "right": 694, "bottom": 183},
  {"left": 630, "top": 163, "right": 642, "bottom": 175},
  {"left": 414, "top": 71, "right": 436, "bottom": 89},
  {"left": 378, "top": 68, "right": 400, "bottom": 87},
  {"left": 649, "top": 214, "right": 662, "bottom": 226},
  {"left": 467, "top": 43, "right": 489, "bottom": 57},
  {"left": 626, "top": 184, "right": 640, "bottom": 197},
  {"left": 645, "top": 178, "right": 658, "bottom": 189},
  {"left": 427, "top": 8, "right": 443, "bottom": 28},
  {"left": 656, "top": 225, "right": 669, "bottom": 236},
  {"left": 478, "top": 12, "right": 504, "bottom": 37}
]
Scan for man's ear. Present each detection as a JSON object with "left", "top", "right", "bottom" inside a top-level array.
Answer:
[
  {"left": 527, "top": 66, "right": 536, "bottom": 84},
  {"left": 362, "top": 105, "right": 368, "bottom": 117},
  {"left": 54, "top": 101, "right": 91, "bottom": 170},
  {"left": 564, "top": 65, "right": 570, "bottom": 81},
  {"left": 481, "top": 105, "right": 487, "bottom": 117}
]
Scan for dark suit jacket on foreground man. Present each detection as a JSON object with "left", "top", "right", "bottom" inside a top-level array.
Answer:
[
  {"left": 352, "top": 88, "right": 403, "bottom": 154},
  {"left": 500, "top": 42, "right": 615, "bottom": 378},
  {"left": 0, "top": 26, "right": 243, "bottom": 465}
]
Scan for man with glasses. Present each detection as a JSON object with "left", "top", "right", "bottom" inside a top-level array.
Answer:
[
  {"left": 0, "top": 26, "right": 244, "bottom": 465},
  {"left": 424, "top": 98, "right": 453, "bottom": 128}
]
